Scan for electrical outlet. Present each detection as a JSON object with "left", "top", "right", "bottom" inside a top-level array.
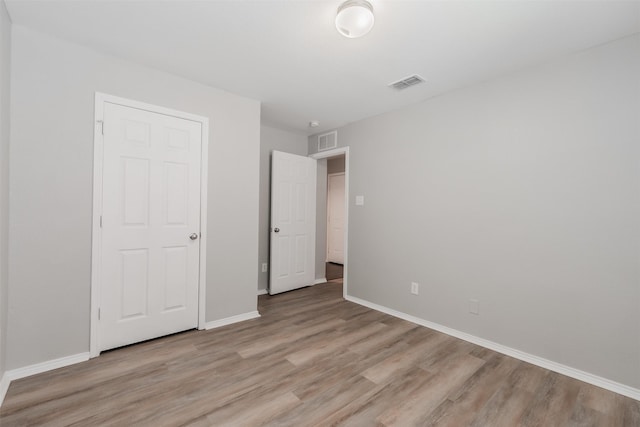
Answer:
[
  {"left": 411, "top": 282, "right": 419, "bottom": 295},
  {"left": 261, "top": 263, "right": 268, "bottom": 273},
  {"left": 469, "top": 299, "right": 479, "bottom": 315}
]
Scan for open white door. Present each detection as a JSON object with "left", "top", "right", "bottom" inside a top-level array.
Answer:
[
  {"left": 327, "top": 173, "right": 345, "bottom": 264},
  {"left": 270, "top": 151, "right": 316, "bottom": 295}
]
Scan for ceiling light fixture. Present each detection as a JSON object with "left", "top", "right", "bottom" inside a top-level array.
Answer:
[{"left": 335, "top": 0, "right": 375, "bottom": 39}]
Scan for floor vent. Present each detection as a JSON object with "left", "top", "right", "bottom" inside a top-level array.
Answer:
[
  {"left": 318, "top": 131, "right": 337, "bottom": 152},
  {"left": 389, "top": 74, "right": 426, "bottom": 90}
]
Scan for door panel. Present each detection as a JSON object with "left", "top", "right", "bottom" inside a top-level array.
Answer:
[
  {"left": 164, "top": 162, "right": 189, "bottom": 225},
  {"left": 100, "top": 102, "right": 202, "bottom": 351},
  {"left": 295, "top": 235, "right": 308, "bottom": 273},
  {"left": 122, "top": 157, "right": 150, "bottom": 226},
  {"left": 120, "top": 249, "right": 149, "bottom": 319},
  {"left": 163, "top": 246, "right": 189, "bottom": 311},
  {"left": 270, "top": 151, "right": 316, "bottom": 295}
]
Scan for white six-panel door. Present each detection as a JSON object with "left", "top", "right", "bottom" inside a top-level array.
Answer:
[
  {"left": 270, "top": 151, "right": 316, "bottom": 295},
  {"left": 327, "top": 172, "right": 345, "bottom": 264},
  {"left": 99, "top": 101, "right": 202, "bottom": 351}
]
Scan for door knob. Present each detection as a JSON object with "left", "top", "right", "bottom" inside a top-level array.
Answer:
[
  {"left": 189, "top": 233, "right": 198, "bottom": 240},
  {"left": 274, "top": 228, "right": 280, "bottom": 233}
]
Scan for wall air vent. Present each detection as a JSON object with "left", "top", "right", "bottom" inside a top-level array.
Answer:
[
  {"left": 388, "top": 74, "right": 426, "bottom": 90},
  {"left": 317, "top": 131, "right": 337, "bottom": 152}
]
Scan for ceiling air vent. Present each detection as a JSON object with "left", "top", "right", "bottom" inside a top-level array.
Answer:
[
  {"left": 318, "top": 131, "right": 337, "bottom": 152},
  {"left": 388, "top": 74, "right": 426, "bottom": 90}
]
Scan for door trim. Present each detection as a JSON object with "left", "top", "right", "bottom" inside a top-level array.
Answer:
[
  {"left": 310, "top": 147, "right": 349, "bottom": 299},
  {"left": 90, "top": 92, "right": 209, "bottom": 357}
]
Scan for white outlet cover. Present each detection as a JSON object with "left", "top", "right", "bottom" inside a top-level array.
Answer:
[
  {"left": 411, "top": 282, "right": 419, "bottom": 295},
  {"left": 355, "top": 195, "right": 364, "bottom": 206},
  {"left": 261, "top": 263, "right": 268, "bottom": 273}
]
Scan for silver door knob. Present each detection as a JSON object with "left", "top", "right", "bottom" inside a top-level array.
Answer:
[
  {"left": 274, "top": 228, "right": 280, "bottom": 233},
  {"left": 189, "top": 233, "right": 198, "bottom": 240}
]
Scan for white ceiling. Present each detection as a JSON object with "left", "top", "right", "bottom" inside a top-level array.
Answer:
[{"left": 5, "top": 0, "right": 640, "bottom": 135}]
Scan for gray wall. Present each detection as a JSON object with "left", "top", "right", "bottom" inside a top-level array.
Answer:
[
  {"left": 8, "top": 26, "right": 261, "bottom": 370},
  {"left": 309, "top": 35, "right": 640, "bottom": 389},
  {"left": 258, "top": 126, "right": 307, "bottom": 292},
  {"left": 0, "top": 1, "right": 11, "bottom": 380}
]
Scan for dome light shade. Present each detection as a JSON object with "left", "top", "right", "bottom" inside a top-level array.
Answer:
[{"left": 335, "top": 0, "right": 375, "bottom": 38}]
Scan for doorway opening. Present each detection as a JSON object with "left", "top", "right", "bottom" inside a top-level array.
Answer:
[
  {"left": 326, "top": 157, "right": 345, "bottom": 284},
  {"left": 310, "top": 147, "right": 349, "bottom": 298}
]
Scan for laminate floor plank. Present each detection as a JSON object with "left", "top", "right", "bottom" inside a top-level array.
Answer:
[
  {"left": 324, "top": 366, "right": 434, "bottom": 427},
  {"left": 423, "top": 353, "right": 521, "bottom": 427},
  {"left": 0, "top": 282, "right": 636, "bottom": 427},
  {"left": 345, "top": 321, "right": 416, "bottom": 356},
  {"left": 270, "top": 375, "right": 376, "bottom": 427},
  {"left": 285, "top": 321, "right": 388, "bottom": 366},
  {"left": 519, "top": 374, "right": 582, "bottom": 427},
  {"left": 291, "top": 344, "right": 407, "bottom": 403},
  {"left": 360, "top": 331, "right": 446, "bottom": 385},
  {"left": 237, "top": 317, "right": 347, "bottom": 358},
  {"left": 376, "top": 353, "right": 486, "bottom": 426}
]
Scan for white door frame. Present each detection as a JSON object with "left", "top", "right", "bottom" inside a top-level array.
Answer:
[
  {"left": 310, "top": 147, "right": 349, "bottom": 298},
  {"left": 90, "top": 92, "right": 209, "bottom": 357}
]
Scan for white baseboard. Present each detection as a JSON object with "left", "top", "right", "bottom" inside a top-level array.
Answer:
[
  {"left": 0, "top": 352, "right": 90, "bottom": 407},
  {"left": 257, "top": 289, "right": 268, "bottom": 295},
  {"left": 345, "top": 295, "right": 640, "bottom": 401},
  {"left": 205, "top": 311, "right": 261, "bottom": 330},
  {"left": 6, "top": 352, "right": 90, "bottom": 382},
  {"left": 0, "top": 372, "right": 9, "bottom": 407},
  {"left": 314, "top": 278, "right": 327, "bottom": 285}
]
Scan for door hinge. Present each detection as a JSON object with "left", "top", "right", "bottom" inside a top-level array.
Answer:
[
  {"left": 98, "top": 308, "right": 101, "bottom": 320},
  {"left": 97, "top": 120, "right": 104, "bottom": 135},
  {"left": 99, "top": 215, "right": 103, "bottom": 228}
]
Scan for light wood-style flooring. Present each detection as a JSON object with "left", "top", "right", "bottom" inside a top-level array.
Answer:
[{"left": 1, "top": 282, "right": 638, "bottom": 426}]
